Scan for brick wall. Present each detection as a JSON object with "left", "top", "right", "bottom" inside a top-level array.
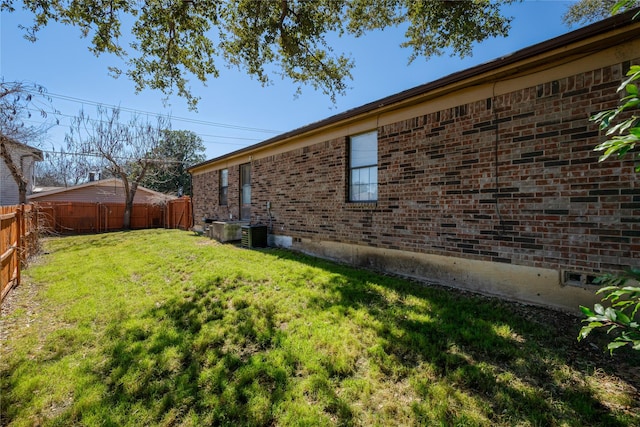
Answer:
[
  {"left": 193, "top": 167, "right": 242, "bottom": 221},
  {"left": 192, "top": 60, "right": 639, "bottom": 275}
]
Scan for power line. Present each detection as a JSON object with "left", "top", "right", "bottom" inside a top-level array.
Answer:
[
  {"left": 200, "top": 140, "right": 249, "bottom": 147},
  {"left": 27, "top": 116, "right": 262, "bottom": 143},
  {"left": 198, "top": 133, "right": 261, "bottom": 141},
  {"left": 21, "top": 117, "right": 254, "bottom": 147},
  {"left": 40, "top": 148, "right": 192, "bottom": 165},
  {"left": 26, "top": 89, "right": 283, "bottom": 134},
  {"left": 24, "top": 119, "right": 254, "bottom": 148}
]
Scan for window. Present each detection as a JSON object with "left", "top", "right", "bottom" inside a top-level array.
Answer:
[
  {"left": 349, "top": 130, "right": 378, "bottom": 202},
  {"left": 219, "top": 169, "right": 228, "bottom": 205},
  {"left": 240, "top": 163, "right": 251, "bottom": 220}
]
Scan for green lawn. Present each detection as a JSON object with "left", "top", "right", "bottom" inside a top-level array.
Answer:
[{"left": 1, "top": 229, "right": 638, "bottom": 426}]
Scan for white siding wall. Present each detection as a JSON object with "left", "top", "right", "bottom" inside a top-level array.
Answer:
[{"left": 1, "top": 145, "right": 39, "bottom": 206}]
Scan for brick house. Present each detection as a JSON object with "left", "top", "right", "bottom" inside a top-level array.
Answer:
[{"left": 189, "top": 12, "right": 640, "bottom": 312}]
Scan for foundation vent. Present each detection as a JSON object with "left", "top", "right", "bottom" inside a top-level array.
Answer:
[{"left": 562, "top": 270, "right": 599, "bottom": 287}]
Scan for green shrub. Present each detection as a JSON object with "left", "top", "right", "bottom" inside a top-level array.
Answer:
[{"left": 579, "top": 270, "right": 640, "bottom": 353}]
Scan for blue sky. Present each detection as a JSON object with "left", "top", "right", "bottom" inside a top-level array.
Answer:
[{"left": 1, "top": 1, "right": 583, "bottom": 160}]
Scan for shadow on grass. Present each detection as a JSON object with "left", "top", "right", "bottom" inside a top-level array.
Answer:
[
  {"left": 269, "top": 249, "right": 639, "bottom": 426},
  {"left": 2, "top": 245, "right": 638, "bottom": 426},
  {"left": 88, "top": 284, "right": 294, "bottom": 426}
]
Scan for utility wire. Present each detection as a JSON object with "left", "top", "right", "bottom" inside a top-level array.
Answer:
[
  {"left": 25, "top": 89, "right": 282, "bottom": 134},
  {"left": 198, "top": 133, "right": 261, "bottom": 141},
  {"left": 40, "top": 148, "right": 193, "bottom": 165},
  {"left": 21, "top": 113, "right": 260, "bottom": 147}
]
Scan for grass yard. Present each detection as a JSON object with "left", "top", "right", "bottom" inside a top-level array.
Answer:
[{"left": 1, "top": 229, "right": 639, "bottom": 426}]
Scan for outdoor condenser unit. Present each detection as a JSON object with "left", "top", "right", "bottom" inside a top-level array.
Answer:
[{"left": 241, "top": 225, "right": 268, "bottom": 248}]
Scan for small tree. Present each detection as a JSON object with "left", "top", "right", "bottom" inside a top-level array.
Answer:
[{"left": 66, "top": 106, "right": 170, "bottom": 229}]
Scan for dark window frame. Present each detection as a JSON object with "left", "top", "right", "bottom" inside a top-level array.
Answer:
[
  {"left": 240, "top": 163, "right": 251, "bottom": 221},
  {"left": 348, "top": 130, "right": 378, "bottom": 203},
  {"left": 219, "top": 168, "right": 228, "bottom": 206}
]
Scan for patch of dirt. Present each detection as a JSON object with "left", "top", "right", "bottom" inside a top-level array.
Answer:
[{"left": 0, "top": 279, "right": 43, "bottom": 348}]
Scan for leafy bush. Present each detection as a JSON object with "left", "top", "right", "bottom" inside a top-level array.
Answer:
[
  {"left": 591, "top": 65, "right": 640, "bottom": 170},
  {"left": 579, "top": 270, "right": 640, "bottom": 353},
  {"left": 581, "top": 62, "right": 640, "bottom": 352}
]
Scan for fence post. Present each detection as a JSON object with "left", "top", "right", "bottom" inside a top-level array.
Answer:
[
  {"left": 186, "top": 197, "right": 192, "bottom": 230},
  {"left": 31, "top": 204, "right": 38, "bottom": 258},
  {"left": 15, "top": 205, "right": 23, "bottom": 288}
]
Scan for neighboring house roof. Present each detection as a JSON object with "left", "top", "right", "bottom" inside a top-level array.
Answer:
[
  {"left": 32, "top": 186, "right": 65, "bottom": 193},
  {"left": 28, "top": 178, "right": 176, "bottom": 204},
  {"left": 2, "top": 138, "right": 44, "bottom": 161},
  {"left": 189, "top": 9, "right": 640, "bottom": 173}
]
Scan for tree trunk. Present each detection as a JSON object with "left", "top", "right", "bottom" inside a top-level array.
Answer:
[
  {"left": 123, "top": 183, "right": 138, "bottom": 230},
  {"left": 123, "top": 202, "right": 132, "bottom": 230},
  {"left": 17, "top": 180, "right": 27, "bottom": 205}
]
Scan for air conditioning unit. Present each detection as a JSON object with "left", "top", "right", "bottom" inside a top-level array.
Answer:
[{"left": 241, "top": 225, "right": 268, "bottom": 248}]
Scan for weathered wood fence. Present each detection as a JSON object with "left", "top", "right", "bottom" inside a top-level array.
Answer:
[
  {"left": 36, "top": 197, "right": 192, "bottom": 234},
  {"left": 1, "top": 204, "right": 39, "bottom": 302},
  {"left": 1, "top": 197, "right": 192, "bottom": 303}
]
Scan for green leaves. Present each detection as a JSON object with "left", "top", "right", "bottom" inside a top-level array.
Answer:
[
  {"left": 139, "top": 129, "right": 206, "bottom": 195},
  {"left": 218, "top": 0, "right": 352, "bottom": 103},
  {"left": 6, "top": 0, "right": 520, "bottom": 109},
  {"left": 401, "top": 0, "right": 515, "bottom": 61},
  {"left": 591, "top": 65, "right": 640, "bottom": 168},
  {"left": 611, "top": 0, "right": 640, "bottom": 17},
  {"left": 578, "top": 270, "right": 640, "bottom": 353},
  {"left": 128, "top": 0, "right": 220, "bottom": 110},
  {"left": 583, "top": 52, "right": 640, "bottom": 354}
]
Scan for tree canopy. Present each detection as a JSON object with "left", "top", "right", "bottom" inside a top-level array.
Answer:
[
  {"left": 4, "top": 0, "right": 522, "bottom": 110},
  {"left": 139, "top": 129, "right": 206, "bottom": 196},
  {"left": 562, "top": 0, "right": 639, "bottom": 26}
]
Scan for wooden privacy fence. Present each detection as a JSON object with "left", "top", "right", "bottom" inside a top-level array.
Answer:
[
  {"left": 1, "top": 204, "right": 39, "bottom": 302},
  {"left": 1, "top": 198, "right": 191, "bottom": 303},
  {"left": 166, "top": 197, "right": 192, "bottom": 231},
  {"left": 37, "top": 197, "right": 193, "bottom": 234}
]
